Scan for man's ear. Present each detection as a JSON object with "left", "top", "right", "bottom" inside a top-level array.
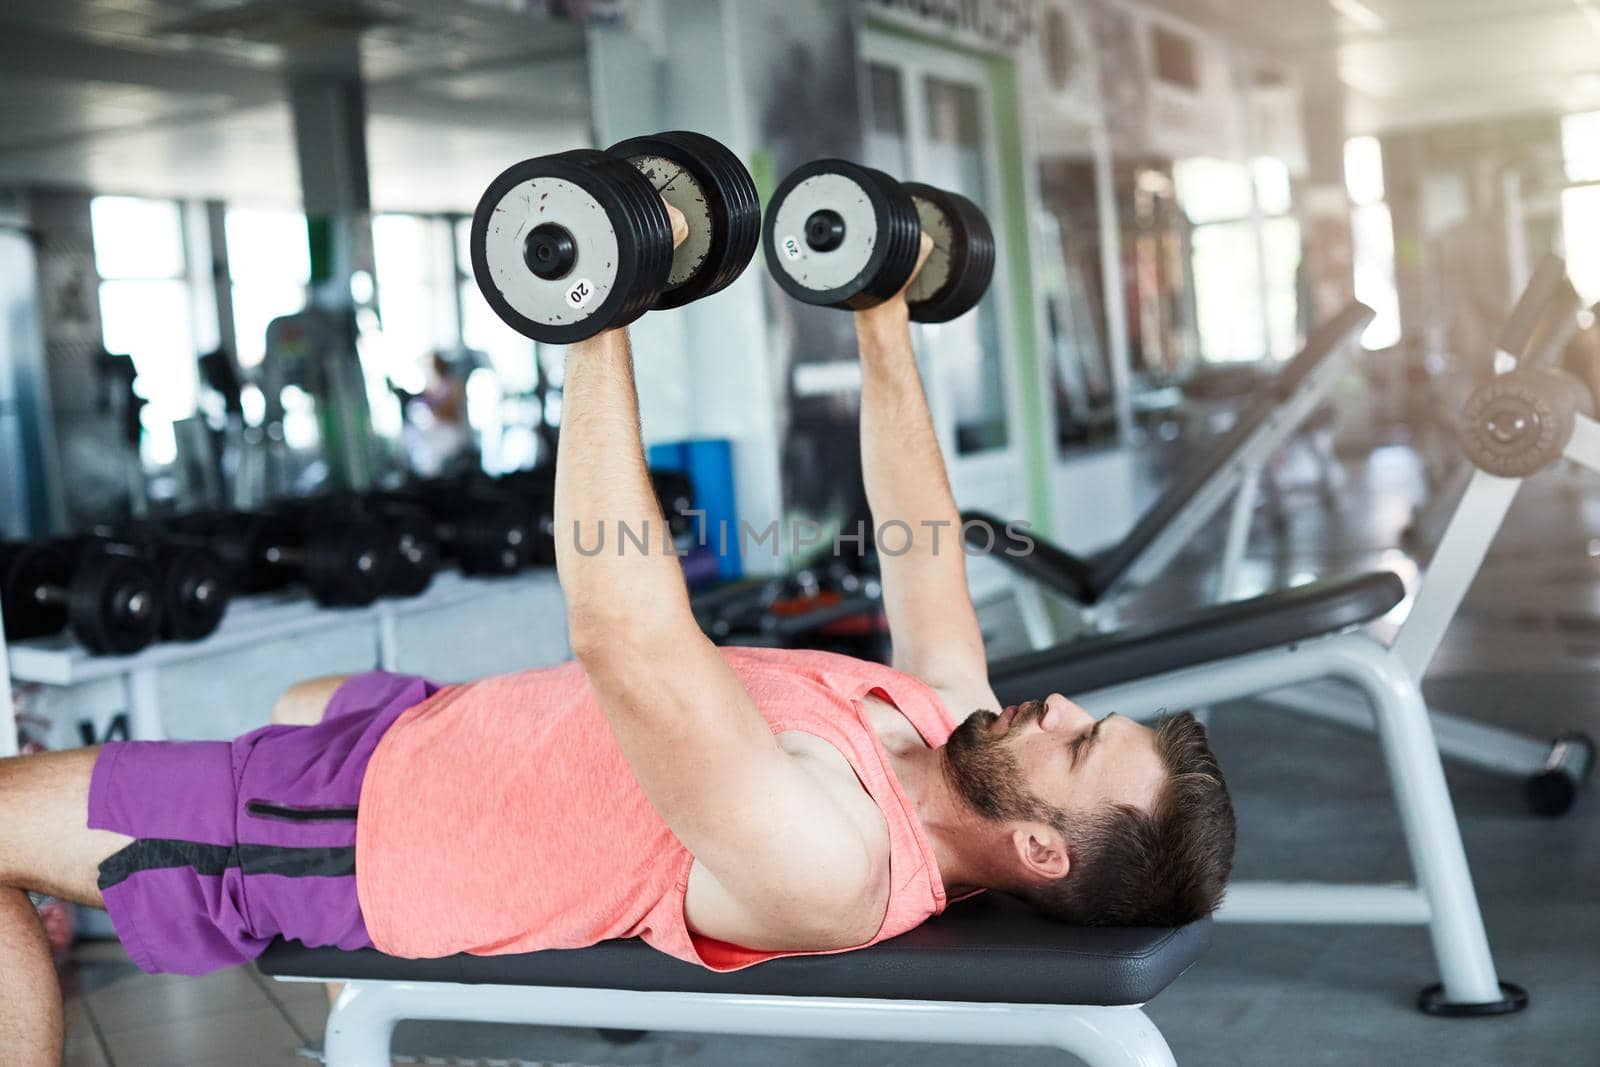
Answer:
[{"left": 1011, "top": 824, "right": 1070, "bottom": 883}]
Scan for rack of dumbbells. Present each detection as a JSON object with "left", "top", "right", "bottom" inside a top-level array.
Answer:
[{"left": 0, "top": 465, "right": 699, "bottom": 747}]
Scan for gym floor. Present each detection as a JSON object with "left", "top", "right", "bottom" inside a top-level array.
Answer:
[{"left": 54, "top": 446, "right": 1600, "bottom": 1067}]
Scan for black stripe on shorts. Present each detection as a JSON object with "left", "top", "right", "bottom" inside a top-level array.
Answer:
[{"left": 98, "top": 839, "right": 356, "bottom": 891}]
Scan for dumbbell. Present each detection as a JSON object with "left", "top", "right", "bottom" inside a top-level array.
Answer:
[
  {"left": 763, "top": 159, "right": 995, "bottom": 322},
  {"left": 170, "top": 509, "right": 389, "bottom": 607},
  {"left": 278, "top": 498, "right": 440, "bottom": 599},
  {"left": 0, "top": 541, "right": 161, "bottom": 655},
  {"left": 495, "top": 465, "right": 694, "bottom": 546},
  {"left": 490, "top": 470, "right": 559, "bottom": 562},
  {"left": 469, "top": 130, "right": 760, "bottom": 343},
  {"left": 369, "top": 487, "right": 538, "bottom": 576},
  {"left": 79, "top": 530, "right": 232, "bottom": 641}
]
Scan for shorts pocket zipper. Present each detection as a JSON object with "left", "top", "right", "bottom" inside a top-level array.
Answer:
[{"left": 245, "top": 800, "right": 359, "bottom": 822}]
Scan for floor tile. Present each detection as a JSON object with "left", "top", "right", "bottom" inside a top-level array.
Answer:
[
  {"left": 99, "top": 1001, "right": 305, "bottom": 1067},
  {"left": 84, "top": 961, "right": 271, "bottom": 1032}
]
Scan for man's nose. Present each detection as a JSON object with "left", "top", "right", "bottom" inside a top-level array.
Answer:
[{"left": 1039, "top": 694, "right": 1094, "bottom": 732}]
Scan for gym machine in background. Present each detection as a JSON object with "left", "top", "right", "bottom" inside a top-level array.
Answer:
[
  {"left": 1256, "top": 256, "right": 1598, "bottom": 815},
  {"left": 962, "top": 301, "right": 1375, "bottom": 645},
  {"left": 965, "top": 258, "right": 1595, "bottom": 816}
]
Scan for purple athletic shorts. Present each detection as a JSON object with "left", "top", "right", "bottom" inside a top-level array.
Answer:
[{"left": 87, "top": 670, "right": 441, "bottom": 975}]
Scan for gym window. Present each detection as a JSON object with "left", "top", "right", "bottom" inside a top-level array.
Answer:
[
  {"left": 1561, "top": 112, "right": 1600, "bottom": 304},
  {"left": 454, "top": 217, "right": 550, "bottom": 470},
  {"left": 1173, "top": 156, "right": 1302, "bottom": 363},
  {"left": 89, "top": 195, "right": 201, "bottom": 466},
  {"left": 224, "top": 206, "right": 310, "bottom": 369},
  {"left": 1344, "top": 135, "right": 1402, "bottom": 350},
  {"left": 366, "top": 213, "right": 462, "bottom": 438}
]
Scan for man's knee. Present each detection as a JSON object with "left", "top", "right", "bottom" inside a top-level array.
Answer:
[
  {"left": 0, "top": 750, "right": 122, "bottom": 903},
  {"left": 271, "top": 675, "right": 350, "bottom": 726}
]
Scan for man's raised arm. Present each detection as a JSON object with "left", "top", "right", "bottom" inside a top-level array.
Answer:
[
  {"left": 554, "top": 324, "right": 884, "bottom": 948},
  {"left": 855, "top": 239, "right": 998, "bottom": 714}
]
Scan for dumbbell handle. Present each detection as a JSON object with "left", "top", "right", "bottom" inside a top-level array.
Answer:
[
  {"left": 31, "top": 580, "right": 156, "bottom": 620},
  {"left": 264, "top": 542, "right": 380, "bottom": 576},
  {"left": 432, "top": 520, "right": 527, "bottom": 548},
  {"left": 263, "top": 544, "right": 307, "bottom": 566}
]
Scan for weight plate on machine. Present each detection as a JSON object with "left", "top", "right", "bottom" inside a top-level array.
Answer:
[
  {"left": 0, "top": 542, "right": 71, "bottom": 639},
  {"left": 899, "top": 182, "right": 996, "bottom": 324},
  {"left": 762, "top": 159, "right": 922, "bottom": 310},
  {"left": 156, "top": 544, "right": 230, "bottom": 642},
  {"left": 471, "top": 149, "right": 673, "bottom": 344},
  {"left": 68, "top": 548, "right": 160, "bottom": 656},
  {"left": 608, "top": 131, "right": 762, "bottom": 310},
  {"left": 1458, "top": 368, "right": 1584, "bottom": 479}
]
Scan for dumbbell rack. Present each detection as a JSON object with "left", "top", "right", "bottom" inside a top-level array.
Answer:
[{"left": 0, "top": 569, "right": 567, "bottom": 751}]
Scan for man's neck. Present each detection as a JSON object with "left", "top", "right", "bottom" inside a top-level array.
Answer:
[{"left": 883, "top": 742, "right": 993, "bottom": 898}]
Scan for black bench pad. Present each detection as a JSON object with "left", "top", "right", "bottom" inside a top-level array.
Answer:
[
  {"left": 989, "top": 570, "right": 1405, "bottom": 705},
  {"left": 257, "top": 895, "right": 1211, "bottom": 1007}
]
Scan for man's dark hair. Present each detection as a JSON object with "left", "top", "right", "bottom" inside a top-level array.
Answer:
[{"left": 1012, "top": 711, "right": 1236, "bottom": 927}]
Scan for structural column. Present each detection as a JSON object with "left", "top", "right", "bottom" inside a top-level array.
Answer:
[
  {"left": 1297, "top": 49, "right": 1356, "bottom": 323},
  {"left": 283, "top": 36, "right": 378, "bottom": 490}
]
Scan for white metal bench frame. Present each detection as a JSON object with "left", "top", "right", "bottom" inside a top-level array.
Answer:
[{"left": 270, "top": 977, "right": 1178, "bottom": 1067}]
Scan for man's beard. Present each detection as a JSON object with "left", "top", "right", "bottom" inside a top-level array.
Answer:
[{"left": 943, "top": 700, "right": 1050, "bottom": 824}]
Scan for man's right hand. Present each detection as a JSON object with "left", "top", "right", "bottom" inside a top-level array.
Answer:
[{"left": 854, "top": 230, "right": 935, "bottom": 334}]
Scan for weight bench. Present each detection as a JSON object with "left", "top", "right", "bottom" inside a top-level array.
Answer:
[
  {"left": 255, "top": 570, "right": 1516, "bottom": 1066},
  {"left": 259, "top": 896, "right": 1210, "bottom": 1067},
  {"left": 966, "top": 301, "right": 1375, "bottom": 646}
]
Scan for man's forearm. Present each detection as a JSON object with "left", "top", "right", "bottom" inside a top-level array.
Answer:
[
  {"left": 855, "top": 305, "right": 962, "bottom": 548},
  {"left": 854, "top": 300, "right": 989, "bottom": 687},
  {"left": 554, "top": 329, "right": 691, "bottom": 650}
]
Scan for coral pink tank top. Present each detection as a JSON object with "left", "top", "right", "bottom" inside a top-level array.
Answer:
[{"left": 355, "top": 646, "right": 960, "bottom": 969}]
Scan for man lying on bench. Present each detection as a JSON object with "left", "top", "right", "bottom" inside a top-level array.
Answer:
[{"left": 0, "top": 227, "right": 1235, "bottom": 1065}]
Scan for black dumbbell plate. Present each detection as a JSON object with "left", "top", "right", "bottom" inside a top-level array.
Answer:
[
  {"left": 471, "top": 149, "right": 673, "bottom": 344},
  {"left": 762, "top": 159, "right": 922, "bottom": 310},
  {"left": 69, "top": 549, "right": 161, "bottom": 656},
  {"left": 382, "top": 509, "right": 440, "bottom": 598},
  {"left": 157, "top": 545, "right": 231, "bottom": 641},
  {"left": 609, "top": 131, "right": 762, "bottom": 310},
  {"left": 899, "top": 182, "right": 996, "bottom": 324},
  {"left": 0, "top": 543, "right": 71, "bottom": 639},
  {"left": 301, "top": 518, "right": 389, "bottom": 607}
]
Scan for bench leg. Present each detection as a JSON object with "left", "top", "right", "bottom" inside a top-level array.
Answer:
[
  {"left": 1041, "top": 1005, "right": 1176, "bottom": 1067},
  {"left": 316, "top": 981, "right": 1174, "bottom": 1067},
  {"left": 1331, "top": 638, "right": 1523, "bottom": 1013},
  {"left": 323, "top": 982, "right": 400, "bottom": 1067}
]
